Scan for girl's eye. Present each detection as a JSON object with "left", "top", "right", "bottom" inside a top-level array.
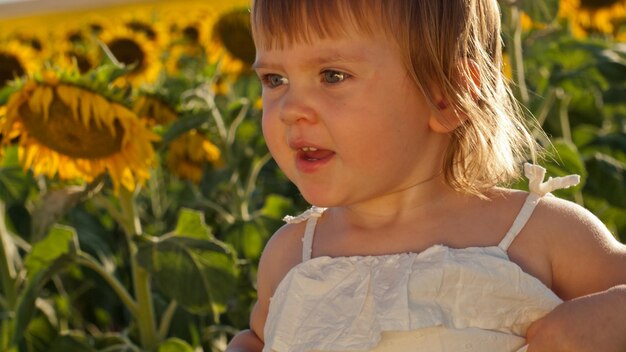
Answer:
[
  {"left": 261, "top": 74, "right": 288, "bottom": 88},
  {"left": 322, "top": 70, "right": 350, "bottom": 84}
]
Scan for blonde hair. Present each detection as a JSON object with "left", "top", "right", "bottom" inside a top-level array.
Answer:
[{"left": 251, "top": 0, "right": 538, "bottom": 195}]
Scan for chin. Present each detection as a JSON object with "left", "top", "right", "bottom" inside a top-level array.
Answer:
[{"left": 298, "top": 190, "right": 340, "bottom": 208}]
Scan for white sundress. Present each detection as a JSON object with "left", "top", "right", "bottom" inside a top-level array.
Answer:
[{"left": 263, "top": 164, "right": 580, "bottom": 352}]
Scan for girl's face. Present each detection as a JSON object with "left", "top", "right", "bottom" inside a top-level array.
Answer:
[{"left": 254, "top": 27, "right": 450, "bottom": 207}]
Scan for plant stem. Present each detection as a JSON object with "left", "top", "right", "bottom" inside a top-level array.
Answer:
[
  {"left": 120, "top": 188, "right": 158, "bottom": 351},
  {"left": 506, "top": 4, "right": 530, "bottom": 106},
  {"left": 557, "top": 89, "right": 573, "bottom": 142},
  {"left": 158, "top": 300, "right": 178, "bottom": 340},
  {"left": 241, "top": 153, "right": 272, "bottom": 221},
  {"left": 0, "top": 202, "right": 17, "bottom": 310},
  {"left": 76, "top": 253, "right": 138, "bottom": 317}
]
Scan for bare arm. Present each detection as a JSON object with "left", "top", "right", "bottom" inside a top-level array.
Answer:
[
  {"left": 226, "top": 222, "right": 305, "bottom": 352},
  {"left": 525, "top": 197, "right": 626, "bottom": 351}
]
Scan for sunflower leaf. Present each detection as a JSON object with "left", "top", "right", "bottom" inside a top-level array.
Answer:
[
  {"left": 137, "top": 210, "right": 237, "bottom": 315},
  {"left": 160, "top": 112, "right": 211, "bottom": 149},
  {"left": 158, "top": 338, "right": 194, "bottom": 352},
  {"left": 24, "top": 225, "right": 79, "bottom": 278},
  {"left": 584, "top": 153, "right": 626, "bottom": 209},
  {"left": 174, "top": 208, "right": 213, "bottom": 240},
  {"left": 12, "top": 255, "right": 73, "bottom": 346},
  {"left": 136, "top": 234, "right": 238, "bottom": 315},
  {"left": 542, "top": 139, "right": 587, "bottom": 199}
]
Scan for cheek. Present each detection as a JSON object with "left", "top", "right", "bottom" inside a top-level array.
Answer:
[{"left": 261, "top": 109, "right": 290, "bottom": 165}]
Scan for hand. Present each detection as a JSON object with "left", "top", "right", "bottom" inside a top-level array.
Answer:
[{"left": 526, "top": 285, "right": 626, "bottom": 352}]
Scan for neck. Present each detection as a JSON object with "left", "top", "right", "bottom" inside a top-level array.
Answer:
[{"left": 330, "top": 172, "right": 461, "bottom": 230}]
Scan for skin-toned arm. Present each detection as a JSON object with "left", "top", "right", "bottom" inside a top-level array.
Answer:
[
  {"left": 527, "top": 285, "right": 626, "bottom": 352},
  {"left": 525, "top": 197, "right": 626, "bottom": 351},
  {"left": 225, "top": 222, "right": 306, "bottom": 352}
]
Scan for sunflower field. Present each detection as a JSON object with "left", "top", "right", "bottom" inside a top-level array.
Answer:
[{"left": 0, "top": 0, "right": 625, "bottom": 351}]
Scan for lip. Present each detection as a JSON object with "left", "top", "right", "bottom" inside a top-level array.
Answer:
[
  {"left": 290, "top": 140, "right": 335, "bottom": 173},
  {"left": 295, "top": 149, "right": 335, "bottom": 173}
]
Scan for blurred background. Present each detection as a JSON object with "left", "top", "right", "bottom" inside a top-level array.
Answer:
[{"left": 0, "top": 0, "right": 625, "bottom": 351}]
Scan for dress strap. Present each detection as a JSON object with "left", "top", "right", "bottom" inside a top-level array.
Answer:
[
  {"left": 283, "top": 206, "right": 326, "bottom": 262},
  {"left": 498, "top": 163, "right": 580, "bottom": 251}
]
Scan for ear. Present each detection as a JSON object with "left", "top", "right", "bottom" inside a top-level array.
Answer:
[
  {"left": 428, "top": 100, "right": 465, "bottom": 133},
  {"left": 428, "top": 59, "right": 481, "bottom": 133}
]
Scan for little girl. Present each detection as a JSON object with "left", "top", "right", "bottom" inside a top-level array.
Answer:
[{"left": 228, "top": 0, "right": 626, "bottom": 351}]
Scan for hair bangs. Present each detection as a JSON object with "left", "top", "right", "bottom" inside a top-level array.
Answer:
[{"left": 251, "top": 0, "right": 383, "bottom": 50}]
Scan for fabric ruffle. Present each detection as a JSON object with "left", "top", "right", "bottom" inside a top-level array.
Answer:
[
  {"left": 263, "top": 245, "right": 562, "bottom": 352},
  {"left": 524, "top": 163, "right": 579, "bottom": 196}
]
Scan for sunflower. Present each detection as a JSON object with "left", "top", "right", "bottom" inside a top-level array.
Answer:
[
  {"left": 98, "top": 27, "right": 161, "bottom": 87},
  {"left": 11, "top": 29, "right": 47, "bottom": 53},
  {"left": 165, "top": 8, "right": 213, "bottom": 46},
  {"left": 0, "top": 72, "right": 159, "bottom": 192},
  {"left": 166, "top": 130, "right": 221, "bottom": 184},
  {"left": 134, "top": 94, "right": 178, "bottom": 127},
  {"left": 0, "top": 40, "right": 38, "bottom": 89},
  {"left": 212, "top": 8, "right": 256, "bottom": 68},
  {"left": 559, "top": 0, "right": 626, "bottom": 37},
  {"left": 58, "top": 48, "right": 99, "bottom": 74},
  {"left": 52, "top": 39, "right": 99, "bottom": 74},
  {"left": 164, "top": 43, "right": 206, "bottom": 77},
  {"left": 122, "top": 12, "right": 170, "bottom": 49}
]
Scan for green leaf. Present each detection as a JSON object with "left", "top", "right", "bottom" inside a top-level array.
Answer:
[
  {"left": 22, "top": 315, "right": 57, "bottom": 352},
  {"left": 174, "top": 208, "right": 213, "bottom": 240},
  {"left": 261, "top": 194, "right": 294, "bottom": 220},
  {"left": 584, "top": 153, "right": 626, "bottom": 209},
  {"left": 0, "top": 163, "right": 34, "bottom": 204},
  {"left": 226, "top": 221, "right": 265, "bottom": 261},
  {"left": 542, "top": 139, "right": 587, "bottom": 198},
  {"left": 521, "top": 0, "right": 559, "bottom": 24},
  {"left": 572, "top": 125, "right": 600, "bottom": 149},
  {"left": 136, "top": 235, "right": 238, "bottom": 315},
  {"left": 160, "top": 112, "right": 211, "bottom": 148},
  {"left": 47, "top": 331, "right": 95, "bottom": 352},
  {"left": 12, "top": 256, "right": 73, "bottom": 346},
  {"left": 584, "top": 195, "right": 626, "bottom": 241},
  {"left": 24, "top": 225, "right": 78, "bottom": 278},
  {"left": 0, "top": 84, "right": 20, "bottom": 105},
  {"left": 92, "top": 334, "right": 140, "bottom": 351},
  {"left": 586, "top": 132, "right": 626, "bottom": 163},
  {"left": 158, "top": 338, "right": 194, "bottom": 352}
]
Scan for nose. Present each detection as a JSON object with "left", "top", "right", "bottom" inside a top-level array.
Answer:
[{"left": 278, "top": 86, "right": 317, "bottom": 125}]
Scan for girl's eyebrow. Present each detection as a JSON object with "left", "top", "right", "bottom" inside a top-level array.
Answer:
[{"left": 253, "top": 53, "right": 367, "bottom": 70}]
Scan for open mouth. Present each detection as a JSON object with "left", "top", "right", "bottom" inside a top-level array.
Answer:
[
  {"left": 299, "top": 147, "right": 334, "bottom": 161},
  {"left": 296, "top": 146, "right": 335, "bottom": 172}
]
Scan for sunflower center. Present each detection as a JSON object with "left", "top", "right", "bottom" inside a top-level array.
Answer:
[
  {"left": 0, "top": 53, "right": 25, "bottom": 87},
  {"left": 68, "top": 31, "right": 85, "bottom": 44},
  {"left": 580, "top": 0, "right": 621, "bottom": 9},
  {"left": 108, "top": 38, "right": 145, "bottom": 72},
  {"left": 127, "top": 21, "right": 157, "bottom": 41},
  {"left": 65, "top": 51, "right": 93, "bottom": 73},
  {"left": 214, "top": 9, "right": 256, "bottom": 65},
  {"left": 183, "top": 26, "right": 200, "bottom": 42},
  {"left": 19, "top": 92, "right": 124, "bottom": 158}
]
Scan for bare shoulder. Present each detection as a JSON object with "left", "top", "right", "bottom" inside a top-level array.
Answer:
[
  {"left": 528, "top": 195, "right": 626, "bottom": 299},
  {"left": 249, "top": 220, "right": 307, "bottom": 341},
  {"left": 258, "top": 221, "right": 308, "bottom": 293}
]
